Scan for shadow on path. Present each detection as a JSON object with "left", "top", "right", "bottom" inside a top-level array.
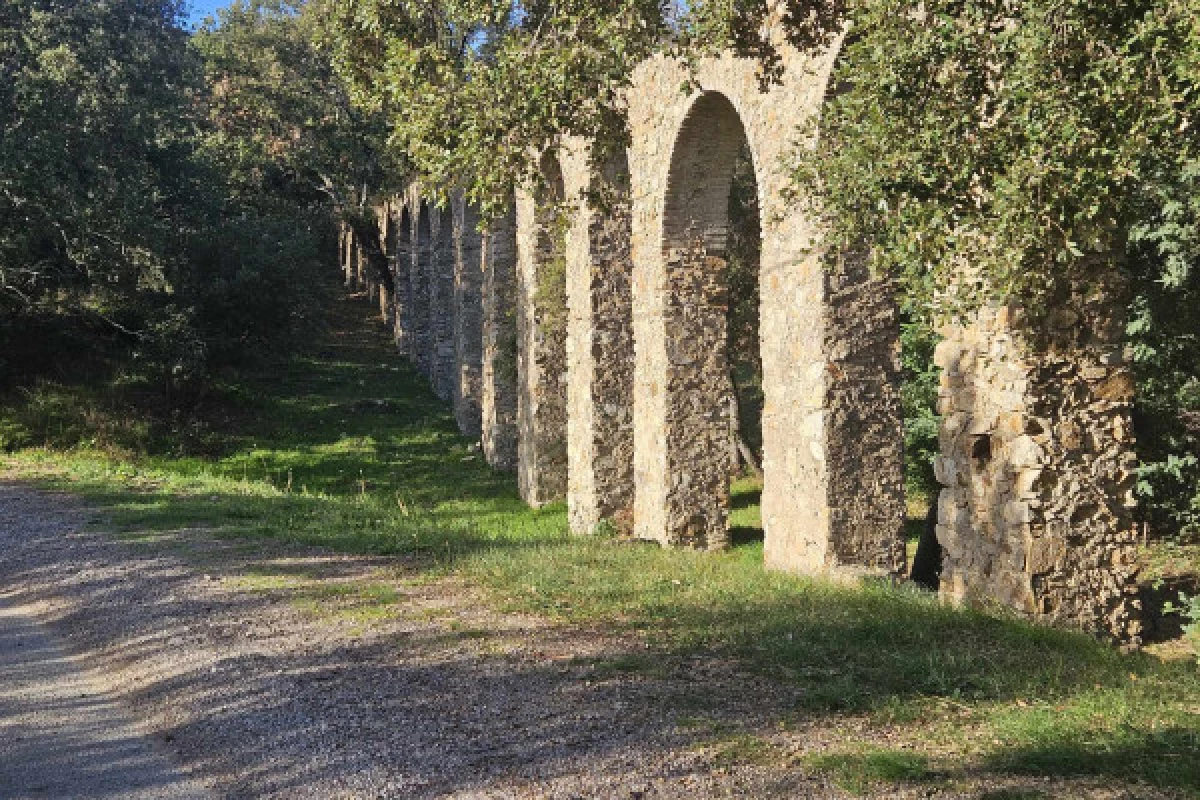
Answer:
[{"left": 0, "top": 593, "right": 213, "bottom": 799}]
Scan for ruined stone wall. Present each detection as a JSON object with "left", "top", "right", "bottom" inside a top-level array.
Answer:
[
  {"left": 934, "top": 274, "right": 1142, "bottom": 642},
  {"left": 481, "top": 210, "right": 520, "bottom": 470},
  {"left": 453, "top": 194, "right": 484, "bottom": 438},
  {"left": 562, "top": 141, "right": 636, "bottom": 535},
  {"left": 515, "top": 158, "right": 570, "bottom": 506}
]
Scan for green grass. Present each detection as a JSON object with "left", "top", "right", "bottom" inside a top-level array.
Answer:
[
  {"left": 3, "top": 292, "right": 1200, "bottom": 795},
  {"left": 805, "top": 746, "right": 931, "bottom": 794}
]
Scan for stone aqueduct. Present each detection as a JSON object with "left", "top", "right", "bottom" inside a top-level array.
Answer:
[{"left": 338, "top": 38, "right": 1144, "bottom": 643}]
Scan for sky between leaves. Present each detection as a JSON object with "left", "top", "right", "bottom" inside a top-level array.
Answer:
[{"left": 185, "top": 0, "right": 228, "bottom": 27}]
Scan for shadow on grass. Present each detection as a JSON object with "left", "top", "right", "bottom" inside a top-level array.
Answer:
[
  {"left": 983, "top": 726, "right": 1200, "bottom": 791},
  {"left": 728, "top": 525, "right": 764, "bottom": 547}
]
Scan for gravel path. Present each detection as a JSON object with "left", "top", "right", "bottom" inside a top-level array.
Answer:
[
  {"left": 0, "top": 592, "right": 214, "bottom": 799},
  {"left": 0, "top": 481, "right": 1164, "bottom": 799}
]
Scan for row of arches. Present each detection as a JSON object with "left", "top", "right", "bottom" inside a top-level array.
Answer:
[{"left": 338, "top": 46, "right": 1143, "bottom": 643}]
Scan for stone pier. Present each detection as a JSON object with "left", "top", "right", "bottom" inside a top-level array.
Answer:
[
  {"left": 934, "top": 274, "right": 1142, "bottom": 642},
  {"left": 481, "top": 209, "right": 519, "bottom": 471},
  {"left": 563, "top": 142, "right": 636, "bottom": 534},
  {"left": 515, "top": 154, "right": 570, "bottom": 506},
  {"left": 626, "top": 49, "right": 905, "bottom": 572},
  {"left": 430, "top": 207, "right": 457, "bottom": 402},
  {"left": 411, "top": 203, "right": 433, "bottom": 379},
  {"left": 453, "top": 194, "right": 484, "bottom": 438}
]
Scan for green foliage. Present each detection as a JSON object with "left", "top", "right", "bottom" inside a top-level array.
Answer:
[
  {"left": 1, "top": 0, "right": 386, "bottom": 401},
  {"left": 0, "top": 0, "right": 200, "bottom": 315},
  {"left": 192, "top": 0, "right": 397, "bottom": 210},
  {"left": 317, "top": 0, "right": 667, "bottom": 217},
  {"left": 900, "top": 317, "right": 940, "bottom": 502},
  {"left": 797, "top": 0, "right": 1200, "bottom": 318}
]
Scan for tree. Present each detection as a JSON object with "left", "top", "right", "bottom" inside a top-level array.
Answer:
[
  {"left": 193, "top": 0, "right": 396, "bottom": 214},
  {"left": 0, "top": 0, "right": 200, "bottom": 319},
  {"left": 317, "top": 0, "right": 667, "bottom": 217},
  {"left": 792, "top": 0, "right": 1200, "bottom": 534}
]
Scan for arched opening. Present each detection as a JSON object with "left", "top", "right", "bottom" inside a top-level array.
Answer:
[
  {"left": 658, "top": 91, "right": 762, "bottom": 550},
  {"left": 517, "top": 151, "right": 569, "bottom": 506},
  {"left": 725, "top": 144, "right": 764, "bottom": 547}
]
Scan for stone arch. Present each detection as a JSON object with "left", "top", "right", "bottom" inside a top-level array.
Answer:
[
  {"left": 563, "top": 139, "right": 635, "bottom": 534},
  {"left": 662, "top": 92, "right": 751, "bottom": 258},
  {"left": 627, "top": 49, "right": 906, "bottom": 574},
  {"left": 650, "top": 90, "right": 757, "bottom": 549},
  {"left": 516, "top": 151, "right": 570, "bottom": 506}
]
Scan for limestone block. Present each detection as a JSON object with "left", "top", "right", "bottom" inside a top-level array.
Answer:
[{"left": 1006, "top": 435, "right": 1043, "bottom": 469}]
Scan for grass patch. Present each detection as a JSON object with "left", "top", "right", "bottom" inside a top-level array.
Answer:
[
  {"left": 4, "top": 291, "right": 1200, "bottom": 793},
  {"left": 586, "top": 653, "right": 663, "bottom": 680},
  {"left": 805, "top": 746, "right": 931, "bottom": 794},
  {"left": 706, "top": 732, "right": 785, "bottom": 768}
]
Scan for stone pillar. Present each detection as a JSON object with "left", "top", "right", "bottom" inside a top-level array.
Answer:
[
  {"left": 933, "top": 274, "right": 1141, "bottom": 642},
  {"left": 344, "top": 228, "right": 359, "bottom": 289},
  {"left": 375, "top": 203, "right": 394, "bottom": 329},
  {"left": 481, "top": 209, "right": 519, "bottom": 470},
  {"left": 818, "top": 252, "right": 907, "bottom": 572},
  {"left": 516, "top": 156, "right": 570, "bottom": 507},
  {"left": 388, "top": 201, "right": 413, "bottom": 355},
  {"left": 378, "top": 282, "right": 393, "bottom": 326},
  {"left": 453, "top": 194, "right": 484, "bottom": 438},
  {"left": 429, "top": 209, "right": 457, "bottom": 402},
  {"left": 354, "top": 238, "right": 366, "bottom": 291},
  {"left": 411, "top": 204, "right": 433, "bottom": 379},
  {"left": 564, "top": 144, "right": 636, "bottom": 535},
  {"left": 340, "top": 224, "right": 353, "bottom": 287}
]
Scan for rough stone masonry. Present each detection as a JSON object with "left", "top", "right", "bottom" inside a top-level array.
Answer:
[{"left": 339, "top": 25, "right": 1141, "bottom": 643}]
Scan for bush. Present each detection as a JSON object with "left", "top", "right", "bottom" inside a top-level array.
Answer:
[{"left": 183, "top": 212, "right": 335, "bottom": 366}]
